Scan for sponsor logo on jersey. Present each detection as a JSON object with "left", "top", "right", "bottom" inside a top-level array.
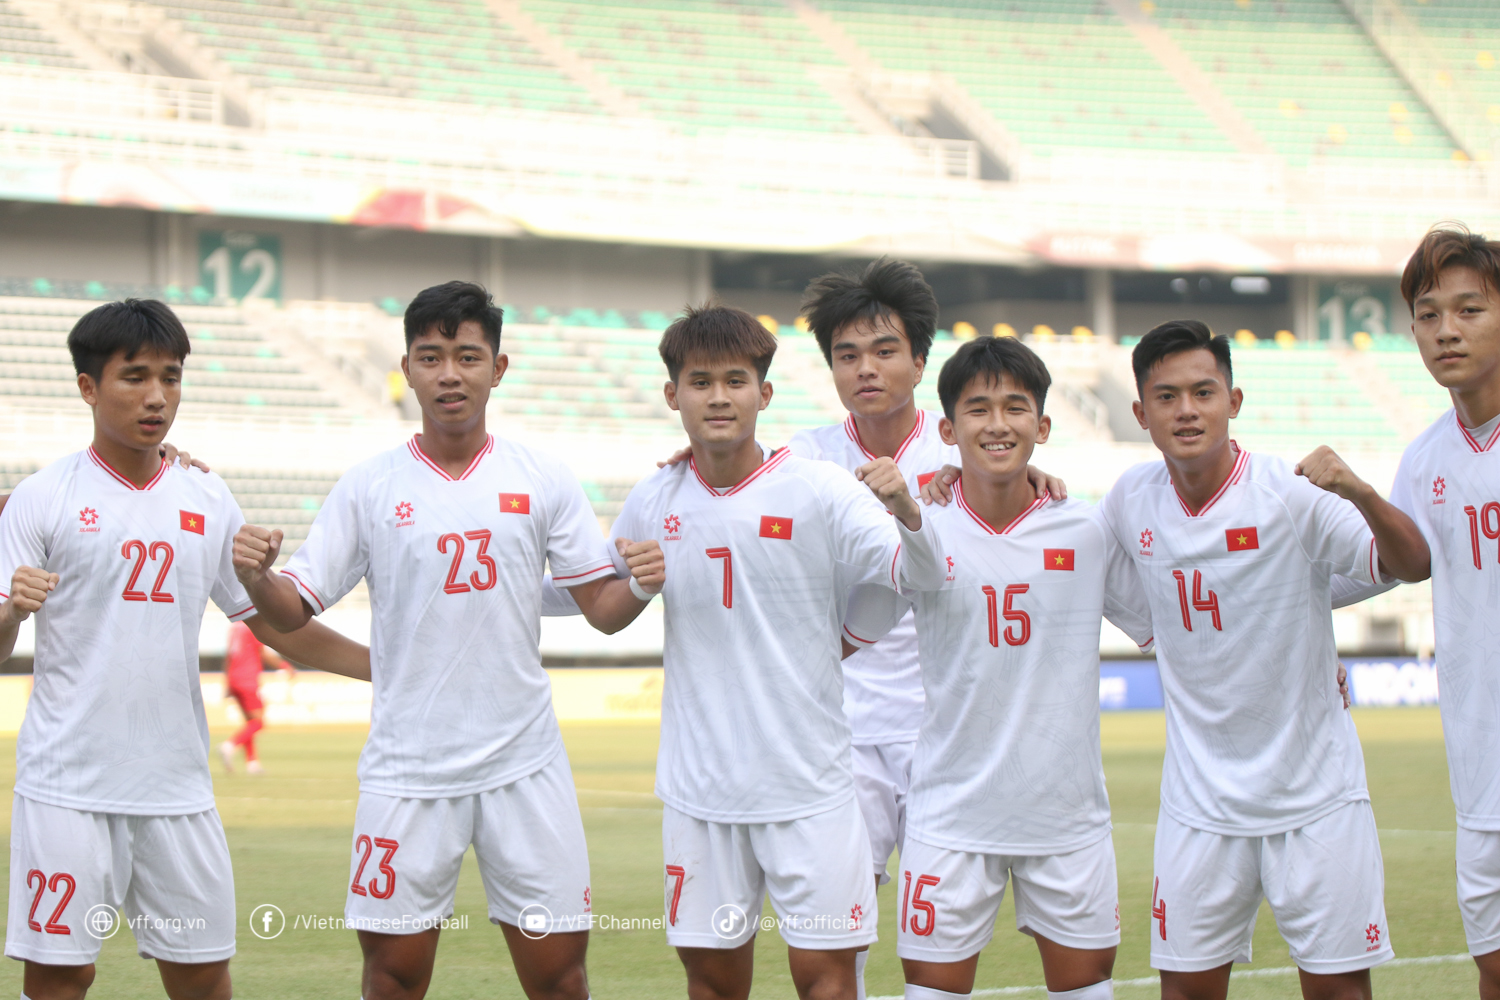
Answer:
[
  {"left": 78, "top": 506, "right": 99, "bottom": 533},
  {"left": 759, "top": 515, "right": 792, "bottom": 540},
  {"left": 1226, "top": 526, "right": 1259, "bottom": 551},
  {"left": 1433, "top": 476, "right": 1446, "bottom": 504},
  {"left": 1044, "top": 548, "right": 1075, "bottom": 570},
  {"left": 944, "top": 554, "right": 955, "bottom": 582},
  {"left": 1365, "top": 922, "right": 1381, "bottom": 951},
  {"left": 180, "top": 510, "right": 205, "bottom": 535},
  {"left": 500, "top": 493, "right": 531, "bottom": 515},
  {"left": 663, "top": 514, "right": 682, "bottom": 541},
  {"left": 1139, "top": 528, "right": 1153, "bottom": 556},
  {"left": 849, "top": 903, "right": 863, "bottom": 931},
  {"left": 395, "top": 501, "right": 414, "bottom": 523}
]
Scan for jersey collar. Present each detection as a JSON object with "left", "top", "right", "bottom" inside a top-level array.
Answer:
[
  {"left": 1456, "top": 411, "right": 1500, "bottom": 453},
  {"left": 1171, "top": 443, "right": 1249, "bottom": 517},
  {"left": 87, "top": 446, "right": 169, "bottom": 491},
  {"left": 407, "top": 434, "right": 494, "bottom": 481},
  {"left": 954, "top": 477, "right": 1049, "bottom": 535},
  {"left": 843, "top": 410, "right": 924, "bottom": 464},
  {"left": 689, "top": 445, "right": 789, "bottom": 497}
]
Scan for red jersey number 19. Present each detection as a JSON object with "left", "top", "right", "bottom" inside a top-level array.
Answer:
[{"left": 1464, "top": 503, "right": 1500, "bottom": 570}]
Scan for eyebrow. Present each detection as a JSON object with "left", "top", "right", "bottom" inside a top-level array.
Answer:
[
  {"left": 412, "top": 341, "right": 489, "bottom": 353},
  {"left": 832, "top": 333, "right": 904, "bottom": 352},
  {"left": 1151, "top": 377, "right": 1221, "bottom": 392},
  {"left": 119, "top": 363, "right": 182, "bottom": 375},
  {"left": 686, "top": 368, "right": 753, "bottom": 378}
]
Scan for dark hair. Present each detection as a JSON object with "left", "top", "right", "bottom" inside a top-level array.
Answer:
[
  {"left": 937, "top": 336, "right": 1051, "bottom": 421},
  {"left": 801, "top": 257, "right": 938, "bottom": 366},
  {"left": 67, "top": 299, "right": 191, "bottom": 381},
  {"left": 1401, "top": 223, "right": 1500, "bottom": 313},
  {"left": 404, "top": 281, "right": 503, "bottom": 354},
  {"left": 658, "top": 304, "right": 778, "bottom": 382},
  {"left": 1131, "top": 319, "right": 1232, "bottom": 396}
]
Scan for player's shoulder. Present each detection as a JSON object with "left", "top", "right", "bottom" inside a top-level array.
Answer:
[
  {"left": 161, "top": 463, "right": 235, "bottom": 501},
  {"left": 1109, "top": 459, "right": 1170, "bottom": 494},
  {"left": 9, "top": 449, "right": 87, "bottom": 495},
  {"left": 1400, "top": 409, "right": 1458, "bottom": 465},
  {"left": 786, "top": 422, "right": 844, "bottom": 459},
  {"left": 774, "top": 448, "right": 857, "bottom": 491},
  {"left": 622, "top": 459, "right": 690, "bottom": 508}
]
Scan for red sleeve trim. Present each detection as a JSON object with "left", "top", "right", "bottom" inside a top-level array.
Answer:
[
  {"left": 553, "top": 562, "right": 617, "bottom": 583},
  {"left": 0, "top": 590, "right": 9, "bottom": 600},
  {"left": 1137, "top": 636, "right": 1154, "bottom": 650},
  {"left": 281, "top": 570, "right": 327, "bottom": 614},
  {"left": 843, "top": 624, "right": 876, "bottom": 646},
  {"left": 1368, "top": 537, "right": 1379, "bottom": 585},
  {"left": 226, "top": 604, "right": 258, "bottom": 622},
  {"left": 889, "top": 542, "right": 901, "bottom": 590}
]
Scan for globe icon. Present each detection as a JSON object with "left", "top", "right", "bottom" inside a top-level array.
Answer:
[{"left": 84, "top": 905, "right": 117, "bottom": 939}]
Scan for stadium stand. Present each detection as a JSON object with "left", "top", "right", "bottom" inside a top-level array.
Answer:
[
  {"left": 0, "top": 0, "right": 89, "bottom": 70},
  {"left": 1402, "top": 0, "right": 1500, "bottom": 125}
]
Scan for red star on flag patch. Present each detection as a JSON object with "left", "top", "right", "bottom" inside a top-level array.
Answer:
[
  {"left": 1226, "top": 527, "right": 1259, "bottom": 551},
  {"left": 499, "top": 493, "right": 530, "bottom": 514},
  {"left": 180, "top": 510, "right": 205, "bottom": 535},
  {"left": 759, "top": 515, "right": 793, "bottom": 540},
  {"left": 1044, "top": 548, "right": 1075, "bottom": 570}
]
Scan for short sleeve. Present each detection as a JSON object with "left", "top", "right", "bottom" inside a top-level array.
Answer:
[
  {"left": 1329, "top": 573, "right": 1401, "bottom": 609},
  {"left": 281, "top": 472, "right": 370, "bottom": 615},
  {"left": 605, "top": 484, "right": 650, "bottom": 579},
  {"left": 1387, "top": 444, "right": 1420, "bottom": 519},
  {"left": 842, "top": 583, "right": 910, "bottom": 648},
  {"left": 209, "top": 487, "right": 256, "bottom": 622},
  {"left": 1095, "top": 512, "right": 1153, "bottom": 648},
  {"left": 822, "top": 469, "right": 904, "bottom": 591},
  {"left": 1282, "top": 478, "right": 1379, "bottom": 586},
  {"left": 0, "top": 478, "right": 49, "bottom": 600},
  {"left": 543, "top": 464, "right": 615, "bottom": 588},
  {"left": 540, "top": 575, "right": 584, "bottom": 616}
]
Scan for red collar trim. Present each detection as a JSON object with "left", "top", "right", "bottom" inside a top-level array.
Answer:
[
  {"left": 1457, "top": 412, "right": 1500, "bottom": 453},
  {"left": 88, "top": 447, "right": 168, "bottom": 491},
  {"left": 843, "top": 411, "right": 925, "bottom": 464},
  {"left": 408, "top": 434, "right": 493, "bottom": 481},
  {"left": 1173, "top": 444, "right": 1249, "bottom": 517},
  {"left": 690, "top": 446, "right": 789, "bottom": 497},
  {"left": 954, "top": 478, "right": 1049, "bottom": 536}
]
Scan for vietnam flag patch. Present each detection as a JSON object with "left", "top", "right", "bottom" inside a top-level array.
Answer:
[
  {"left": 1044, "top": 548, "right": 1075, "bottom": 570},
  {"left": 499, "top": 493, "right": 531, "bottom": 514},
  {"left": 180, "top": 510, "right": 205, "bottom": 535},
  {"left": 917, "top": 471, "right": 937, "bottom": 488},
  {"left": 759, "top": 515, "right": 793, "bottom": 540},
  {"left": 1226, "top": 527, "right": 1259, "bottom": 551}
]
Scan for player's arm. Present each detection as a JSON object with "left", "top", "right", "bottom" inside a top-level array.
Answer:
[
  {"left": 565, "top": 538, "right": 664, "bottom": 634},
  {"left": 852, "top": 458, "right": 944, "bottom": 591},
  {"left": 0, "top": 565, "right": 57, "bottom": 661},
  {"left": 841, "top": 582, "right": 909, "bottom": 657},
  {"left": 1296, "top": 446, "right": 1431, "bottom": 582},
  {"left": 245, "top": 614, "right": 370, "bottom": 681},
  {"left": 231, "top": 524, "right": 315, "bottom": 632}
]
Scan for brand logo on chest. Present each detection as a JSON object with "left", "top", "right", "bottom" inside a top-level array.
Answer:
[
  {"left": 78, "top": 507, "right": 99, "bottom": 533},
  {"left": 944, "top": 555, "right": 955, "bottom": 582},
  {"left": 663, "top": 514, "right": 682, "bottom": 542},
  {"left": 1433, "top": 476, "right": 1446, "bottom": 505},
  {"left": 394, "top": 501, "right": 415, "bottom": 527},
  {"left": 1139, "top": 528, "right": 1153, "bottom": 556}
]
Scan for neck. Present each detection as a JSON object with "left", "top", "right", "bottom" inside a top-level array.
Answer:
[
  {"left": 91, "top": 434, "right": 162, "bottom": 489},
  {"left": 1164, "top": 438, "right": 1237, "bottom": 513},
  {"left": 417, "top": 416, "right": 489, "bottom": 479},
  {"left": 960, "top": 468, "right": 1040, "bottom": 532},
  {"left": 850, "top": 401, "right": 919, "bottom": 458},
  {"left": 691, "top": 435, "right": 764, "bottom": 489},
  {"left": 1452, "top": 378, "right": 1500, "bottom": 431}
]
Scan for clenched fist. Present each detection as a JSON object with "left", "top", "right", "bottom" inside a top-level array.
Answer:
[
  {"left": 857, "top": 457, "right": 922, "bottom": 531},
  {"left": 615, "top": 537, "right": 665, "bottom": 595},
  {"left": 233, "top": 524, "right": 285, "bottom": 586},
  {"left": 1296, "top": 445, "right": 1373, "bottom": 504},
  {"left": 2, "top": 566, "right": 58, "bottom": 625}
]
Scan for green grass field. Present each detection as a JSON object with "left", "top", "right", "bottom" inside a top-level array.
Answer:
[{"left": 0, "top": 708, "right": 1479, "bottom": 998}]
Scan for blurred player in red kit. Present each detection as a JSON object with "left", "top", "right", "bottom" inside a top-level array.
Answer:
[{"left": 219, "top": 619, "right": 293, "bottom": 774}]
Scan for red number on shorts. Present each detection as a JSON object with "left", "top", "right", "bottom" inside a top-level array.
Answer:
[
  {"left": 350, "top": 834, "right": 372, "bottom": 896},
  {"left": 120, "top": 539, "right": 149, "bottom": 602},
  {"left": 148, "top": 542, "right": 175, "bottom": 603},
  {"left": 981, "top": 584, "right": 1030, "bottom": 647},
  {"left": 1152, "top": 875, "right": 1167, "bottom": 940},
  {"left": 665, "top": 864, "right": 686, "bottom": 927},
  {"left": 1171, "top": 569, "right": 1222, "bottom": 632},
  {"left": 1465, "top": 502, "right": 1500, "bottom": 570},
  {"left": 905, "top": 872, "right": 939, "bottom": 936},
  {"left": 25, "top": 870, "right": 73, "bottom": 935},
  {"left": 706, "top": 547, "right": 732, "bottom": 608},
  {"left": 464, "top": 530, "right": 496, "bottom": 591},
  {"left": 369, "top": 838, "right": 399, "bottom": 900},
  {"left": 438, "top": 533, "right": 470, "bottom": 595}
]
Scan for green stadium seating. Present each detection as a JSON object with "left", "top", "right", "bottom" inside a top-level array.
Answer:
[
  {"left": 0, "top": 0, "right": 89, "bottom": 70},
  {"left": 1398, "top": 0, "right": 1500, "bottom": 144}
]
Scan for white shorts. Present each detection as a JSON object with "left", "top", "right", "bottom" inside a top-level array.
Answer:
[
  {"left": 346, "top": 749, "right": 591, "bottom": 937},
  {"left": 1151, "top": 800, "right": 1393, "bottom": 974},
  {"left": 852, "top": 741, "right": 914, "bottom": 885},
  {"left": 895, "top": 832, "right": 1120, "bottom": 962},
  {"left": 661, "top": 796, "right": 878, "bottom": 951},
  {"left": 1457, "top": 827, "right": 1500, "bottom": 956},
  {"left": 4, "top": 794, "right": 235, "bottom": 965}
]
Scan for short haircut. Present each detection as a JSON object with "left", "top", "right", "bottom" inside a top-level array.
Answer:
[
  {"left": 404, "top": 280, "right": 503, "bottom": 354},
  {"left": 1401, "top": 223, "right": 1500, "bottom": 313},
  {"left": 801, "top": 257, "right": 938, "bottom": 366},
  {"left": 67, "top": 298, "right": 191, "bottom": 381},
  {"left": 937, "top": 335, "right": 1051, "bottom": 421},
  {"left": 1131, "top": 319, "right": 1232, "bottom": 395},
  {"left": 658, "top": 304, "right": 778, "bottom": 382}
]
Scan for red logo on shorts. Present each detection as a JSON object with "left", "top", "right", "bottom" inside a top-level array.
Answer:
[
  {"left": 1151, "top": 876, "right": 1167, "bottom": 940},
  {"left": 1366, "top": 922, "right": 1380, "bottom": 945},
  {"left": 850, "top": 903, "right": 863, "bottom": 931},
  {"left": 583, "top": 886, "right": 591, "bottom": 914}
]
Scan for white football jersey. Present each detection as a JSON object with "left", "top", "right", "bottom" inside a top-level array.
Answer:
[
  {"left": 608, "top": 446, "right": 940, "bottom": 824},
  {"left": 283, "top": 435, "right": 614, "bottom": 798},
  {"left": 1098, "top": 448, "right": 1381, "bottom": 836},
  {"left": 880, "top": 488, "right": 1153, "bottom": 854},
  {"left": 789, "top": 411, "right": 958, "bottom": 744},
  {"left": 0, "top": 449, "right": 254, "bottom": 815},
  {"left": 1390, "top": 410, "right": 1500, "bottom": 831}
]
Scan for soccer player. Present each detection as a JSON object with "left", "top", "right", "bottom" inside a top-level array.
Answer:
[
  {"left": 218, "top": 618, "right": 293, "bottom": 774},
  {"left": 1096, "top": 320, "right": 1428, "bottom": 1000},
  {"left": 230, "top": 281, "right": 662, "bottom": 1000},
  {"left": 605, "top": 305, "right": 941, "bottom": 1000},
  {"left": 0, "top": 299, "right": 370, "bottom": 1000},
  {"left": 846, "top": 335, "right": 1152, "bottom": 1000}
]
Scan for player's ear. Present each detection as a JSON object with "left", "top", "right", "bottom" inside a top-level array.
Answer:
[
  {"left": 399, "top": 354, "right": 411, "bottom": 382},
  {"left": 77, "top": 372, "right": 97, "bottom": 407},
  {"left": 491, "top": 351, "right": 508, "bottom": 388},
  {"left": 663, "top": 379, "right": 679, "bottom": 411},
  {"left": 912, "top": 352, "right": 925, "bottom": 386},
  {"left": 1132, "top": 399, "right": 1148, "bottom": 430},
  {"left": 759, "top": 379, "right": 773, "bottom": 410},
  {"left": 938, "top": 416, "right": 957, "bottom": 446},
  {"left": 1036, "top": 413, "right": 1051, "bottom": 445},
  {"left": 1228, "top": 385, "right": 1244, "bottom": 419}
]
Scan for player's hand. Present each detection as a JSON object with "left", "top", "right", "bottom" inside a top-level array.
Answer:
[
  {"left": 919, "top": 464, "right": 960, "bottom": 506},
  {"left": 656, "top": 444, "right": 693, "bottom": 469},
  {"left": 232, "top": 524, "right": 284, "bottom": 585},
  {"left": 1295, "top": 446, "right": 1371, "bottom": 503},
  {"left": 1338, "top": 661, "right": 1350, "bottom": 710},
  {"left": 615, "top": 537, "right": 665, "bottom": 594},
  {"left": 1, "top": 566, "right": 57, "bottom": 624},
  {"left": 858, "top": 457, "right": 922, "bottom": 530},
  {"left": 1027, "top": 464, "right": 1067, "bottom": 501},
  {"left": 160, "top": 441, "right": 210, "bottom": 473}
]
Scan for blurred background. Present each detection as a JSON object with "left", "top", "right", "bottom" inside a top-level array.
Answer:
[{"left": 1, "top": 0, "right": 1493, "bottom": 679}]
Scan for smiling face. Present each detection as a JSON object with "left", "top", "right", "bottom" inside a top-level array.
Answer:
[
  {"left": 939, "top": 372, "right": 1049, "bottom": 482},
  {"left": 1411, "top": 265, "right": 1500, "bottom": 398},
  {"left": 401, "top": 319, "right": 507, "bottom": 433},
  {"left": 829, "top": 314, "right": 925, "bottom": 420},
  {"left": 78, "top": 347, "right": 182, "bottom": 453},
  {"left": 664, "top": 352, "right": 772, "bottom": 449},
  {"left": 1132, "top": 348, "right": 1242, "bottom": 464}
]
